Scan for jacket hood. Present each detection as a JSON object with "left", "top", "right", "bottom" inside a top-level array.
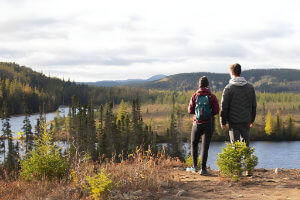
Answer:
[
  {"left": 229, "top": 77, "right": 247, "bottom": 86},
  {"left": 196, "top": 87, "right": 212, "bottom": 95}
]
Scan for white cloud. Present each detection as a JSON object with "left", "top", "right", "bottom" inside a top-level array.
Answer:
[{"left": 0, "top": 0, "right": 299, "bottom": 82}]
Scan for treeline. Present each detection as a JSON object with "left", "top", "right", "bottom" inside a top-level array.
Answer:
[
  {"left": 0, "top": 62, "right": 158, "bottom": 116},
  {"left": 1, "top": 62, "right": 300, "bottom": 117},
  {"left": 52, "top": 96, "right": 185, "bottom": 160}
]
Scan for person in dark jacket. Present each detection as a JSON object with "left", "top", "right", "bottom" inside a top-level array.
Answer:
[
  {"left": 220, "top": 63, "right": 257, "bottom": 147},
  {"left": 188, "top": 76, "right": 220, "bottom": 175}
]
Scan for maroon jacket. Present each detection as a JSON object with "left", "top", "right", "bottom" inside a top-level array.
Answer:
[{"left": 188, "top": 87, "right": 220, "bottom": 124}]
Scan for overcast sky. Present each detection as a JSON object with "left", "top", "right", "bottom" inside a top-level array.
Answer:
[{"left": 0, "top": 0, "right": 300, "bottom": 82}]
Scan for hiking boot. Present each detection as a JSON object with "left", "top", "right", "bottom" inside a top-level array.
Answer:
[
  {"left": 186, "top": 166, "right": 197, "bottom": 173},
  {"left": 199, "top": 169, "right": 210, "bottom": 176}
]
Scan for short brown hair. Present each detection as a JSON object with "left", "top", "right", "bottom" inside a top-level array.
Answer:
[
  {"left": 198, "top": 76, "right": 209, "bottom": 88},
  {"left": 230, "top": 63, "right": 242, "bottom": 76}
]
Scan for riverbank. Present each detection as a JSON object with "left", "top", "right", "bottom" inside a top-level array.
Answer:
[{"left": 1, "top": 168, "right": 299, "bottom": 199}]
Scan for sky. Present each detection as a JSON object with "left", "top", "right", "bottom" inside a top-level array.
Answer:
[{"left": 0, "top": 0, "right": 300, "bottom": 82}]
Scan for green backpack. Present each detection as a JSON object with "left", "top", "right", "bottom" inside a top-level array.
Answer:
[{"left": 195, "top": 95, "right": 212, "bottom": 120}]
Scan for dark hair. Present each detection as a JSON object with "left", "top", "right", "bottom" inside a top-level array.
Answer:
[
  {"left": 230, "top": 63, "right": 241, "bottom": 76},
  {"left": 198, "top": 76, "right": 209, "bottom": 88}
]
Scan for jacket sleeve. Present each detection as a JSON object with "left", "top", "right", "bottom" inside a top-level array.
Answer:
[
  {"left": 220, "top": 87, "right": 230, "bottom": 125},
  {"left": 188, "top": 94, "right": 196, "bottom": 114},
  {"left": 251, "top": 88, "right": 257, "bottom": 123},
  {"left": 211, "top": 94, "right": 220, "bottom": 116}
]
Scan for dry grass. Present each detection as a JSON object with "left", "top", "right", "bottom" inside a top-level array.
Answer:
[{"left": 0, "top": 147, "right": 185, "bottom": 200}]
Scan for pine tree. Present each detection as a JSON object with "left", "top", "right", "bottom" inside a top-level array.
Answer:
[
  {"left": 167, "top": 93, "right": 183, "bottom": 159},
  {"left": 53, "top": 110, "right": 60, "bottom": 133},
  {"left": 261, "top": 102, "right": 266, "bottom": 122},
  {"left": 35, "top": 112, "right": 44, "bottom": 136},
  {"left": 274, "top": 110, "right": 282, "bottom": 140},
  {"left": 87, "top": 100, "right": 96, "bottom": 159},
  {"left": 22, "top": 115, "right": 34, "bottom": 153},
  {"left": 0, "top": 118, "right": 6, "bottom": 162},
  {"left": 2, "top": 117, "right": 18, "bottom": 175},
  {"left": 286, "top": 114, "right": 294, "bottom": 140}
]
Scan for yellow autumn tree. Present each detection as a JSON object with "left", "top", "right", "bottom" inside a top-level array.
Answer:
[
  {"left": 265, "top": 110, "right": 273, "bottom": 135},
  {"left": 116, "top": 99, "right": 127, "bottom": 124}
]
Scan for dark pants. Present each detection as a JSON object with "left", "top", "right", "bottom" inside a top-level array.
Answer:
[
  {"left": 191, "top": 123, "right": 213, "bottom": 169},
  {"left": 229, "top": 123, "right": 250, "bottom": 147}
]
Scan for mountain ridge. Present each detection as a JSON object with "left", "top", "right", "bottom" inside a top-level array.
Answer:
[
  {"left": 82, "top": 74, "right": 167, "bottom": 87},
  {"left": 126, "top": 68, "right": 300, "bottom": 92}
]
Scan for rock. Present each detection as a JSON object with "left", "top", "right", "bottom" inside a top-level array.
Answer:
[
  {"left": 163, "top": 190, "right": 169, "bottom": 194},
  {"left": 176, "top": 189, "right": 188, "bottom": 197},
  {"left": 276, "top": 185, "right": 290, "bottom": 188},
  {"left": 161, "top": 182, "right": 169, "bottom": 187},
  {"left": 45, "top": 198, "right": 55, "bottom": 200},
  {"left": 132, "top": 190, "right": 143, "bottom": 196},
  {"left": 123, "top": 193, "right": 130, "bottom": 199},
  {"left": 111, "top": 194, "right": 123, "bottom": 199},
  {"left": 110, "top": 189, "right": 120, "bottom": 195}
]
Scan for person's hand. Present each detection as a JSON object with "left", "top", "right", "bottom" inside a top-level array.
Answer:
[
  {"left": 250, "top": 122, "right": 254, "bottom": 128},
  {"left": 221, "top": 125, "right": 226, "bottom": 130}
]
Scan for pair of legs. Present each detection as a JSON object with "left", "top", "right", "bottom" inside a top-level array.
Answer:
[
  {"left": 229, "top": 123, "right": 250, "bottom": 147},
  {"left": 191, "top": 123, "right": 213, "bottom": 170}
]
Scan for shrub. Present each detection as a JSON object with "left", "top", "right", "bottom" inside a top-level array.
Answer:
[
  {"left": 20, "top": 122, "right": 69, "bottom": 181},
  {"left": 216, "top": 141, "right": 258, "bottom": 181},
  {"left": 84, "top": 169, "right": 115, "bottom": 200},
  {"left": 185, "top": 154, "right": 201, "bottom": 168}
]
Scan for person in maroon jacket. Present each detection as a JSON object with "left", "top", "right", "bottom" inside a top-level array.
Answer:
[{"left": 188, "top": 76, "right": 220, "bottom": 175}]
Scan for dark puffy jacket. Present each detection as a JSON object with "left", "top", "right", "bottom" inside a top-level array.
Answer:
[
  {"left": 220, "top": 77, "right": 257, "bottom": 125},
  {"left": 188, "top": 87, "right": 220, "bottom": 124}
]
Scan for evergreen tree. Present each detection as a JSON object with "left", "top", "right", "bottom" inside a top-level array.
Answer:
[
  {"left": 166, "top": 93, "right": 183, "bottom": 159},
  {"left": 274, "top": 110, "right": 282, "bottom": 140},
  {"left": 0, "top": 118, "right": 6, "bottom": 162},
  {"left": 22, "top": 115, "right": 34, "bottom": 153},
  {"left": 87, "top": 100, "right": 96, "bottom": 159},
  {"left": 2, "top": 117, "right": 18, "bottom": 175},
  {"left": 131, "top": 97, "right": 143, "bottom": 149},
  {"left": 53, "top": 110, "right": 60, "bottom": 133},
  {"left": 35, "top": 112, "right": 45, "bottom": 136},
  {"left": 261, "top": 102, "right": 266, "bottom": 122},
  {"left": 286, "top": 114, "right": 294, "bottom": 140}
]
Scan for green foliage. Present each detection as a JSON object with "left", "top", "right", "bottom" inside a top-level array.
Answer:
[
  {"left": 20, "top": 122, "right": 69, "bottom": 181},
  {"left": 185, "top": 154, "right": 201, "bottom": 168},
  {"left": 84, "top": 169, "right": 116, "bottom": 200},
  {"left": 216, "top": 141, "right": 258, "bottom": 180}
]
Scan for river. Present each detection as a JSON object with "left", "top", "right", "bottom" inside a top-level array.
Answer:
[{"left": 0, "top": 109, "right": 299, "bottom": 169}]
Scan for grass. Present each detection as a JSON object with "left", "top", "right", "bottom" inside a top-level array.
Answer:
[{"left": 0, "top": 147, "right": 185, "bottom": 199}]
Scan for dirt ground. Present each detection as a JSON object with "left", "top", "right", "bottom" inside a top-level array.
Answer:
[{"left": 160, "top": 168, "right": 300, "bottom": 200}]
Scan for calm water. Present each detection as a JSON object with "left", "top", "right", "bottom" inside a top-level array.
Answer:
[
  {"left": 1, "top": 109, "right": 299, "bottom": 169},
  {"left": 0, "top": 107, "right": 69, "bottom": 162},
  {"left": 181, "top": 141, "right": 300, "bottom": 170},
  {"left": 0, "top": 107, "right": 69, "bottom": 138}
]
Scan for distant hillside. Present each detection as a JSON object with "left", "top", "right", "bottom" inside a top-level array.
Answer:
[
  {"left": 131, "top": 69, "right": 300, "bottom": 92},
  {"left": 83, "top": 74, "right": 166, "bottom": 87},
  {"left": 0, "top": 62, "right": 163, "bottom": 116},
  {"left": 0, "top": 62, "right": 92, "bottom": 115}
]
